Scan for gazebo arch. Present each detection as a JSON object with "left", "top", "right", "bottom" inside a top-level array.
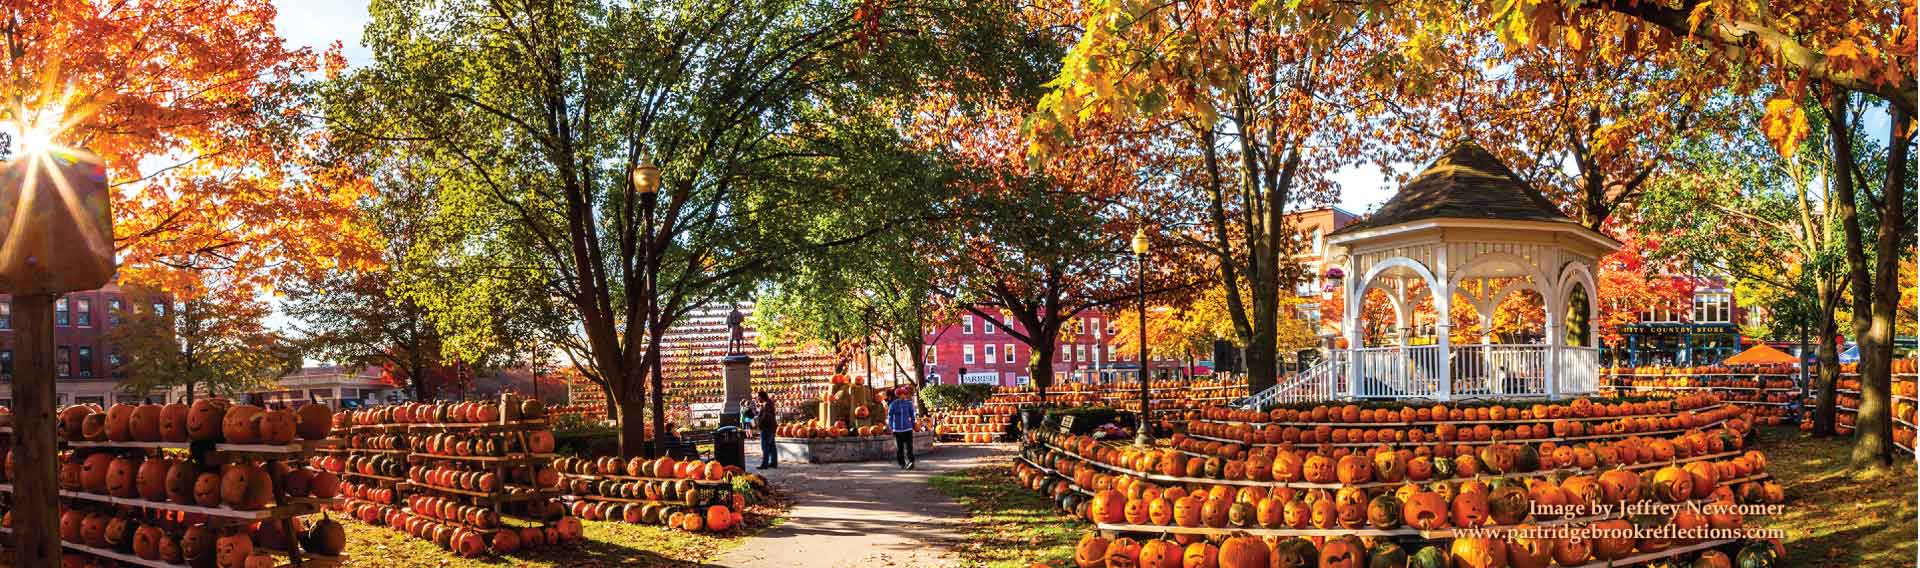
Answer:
[{"left": 1260, "top": 141, "right": 1621, "bottom": 406}]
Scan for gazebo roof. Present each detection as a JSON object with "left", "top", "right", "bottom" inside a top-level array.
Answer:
[{"left": 1331, "top": 141, "right": 1579, "bottom": 237}]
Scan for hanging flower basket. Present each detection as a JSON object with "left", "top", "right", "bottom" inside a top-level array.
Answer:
[{"left": 1323, "top": 267, "right": 1345, "bottom": 280}]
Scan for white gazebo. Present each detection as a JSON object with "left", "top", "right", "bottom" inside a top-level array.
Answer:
[{"left": 1257, "top": 141, "right": 1621, "bottom": 405}]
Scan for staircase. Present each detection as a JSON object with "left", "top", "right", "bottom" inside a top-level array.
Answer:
[{"left": 1236, "top": 352, "right": 1346, "bottom": 409}]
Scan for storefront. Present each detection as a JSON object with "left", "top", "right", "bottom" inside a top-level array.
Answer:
[{"left": 1615, "top": 323, "right": 1743, "bottom": 367}]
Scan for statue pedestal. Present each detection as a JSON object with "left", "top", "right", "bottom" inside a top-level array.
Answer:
[{"left": 715, "top": 355, "right": 752, "bottom": 468}]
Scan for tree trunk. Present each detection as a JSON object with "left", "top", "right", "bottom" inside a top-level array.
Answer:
[
  {"left": 1811, "top": 279, "right": 1843, "bottom": 437},
  {"left": 599, "top": 380, "right": 619, "bottom": 422},
  {"left": 1851, "top": 106, "right": 1910, "bottom": 467},
  {"left": 1029, "top": 341, "right": 1056, "bottom": 401},
  {"left": 11, "top": 295, "right": 59, "bottom": 567}
]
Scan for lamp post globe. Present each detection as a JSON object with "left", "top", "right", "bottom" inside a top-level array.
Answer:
[{"left": 631, "top": 155, "right": 660, "bottom": 195}]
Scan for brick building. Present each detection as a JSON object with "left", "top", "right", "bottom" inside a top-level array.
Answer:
[
  {"left": 0, "top": 283, "right": 157, "bottom": 407},
  {"left": 920, "top": 309, "right": 1186, "bottom": 387}
]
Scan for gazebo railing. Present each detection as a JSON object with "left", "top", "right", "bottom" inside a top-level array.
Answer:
[
  {"left": 1451, "top": 344, "right": 1548, "bottom": 397},
  {"left": 1558, "top": 346, "right": 1599, "bottom": 393},
  {"left": 1238, "top": 351, "right": 1346, "bottom": 409},
  {"left": 1350, "top": 345, "right": 1441, "bottom": 398}
]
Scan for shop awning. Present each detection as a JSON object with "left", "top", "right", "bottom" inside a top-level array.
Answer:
[{"left": 1723, "top": 343, "right": 1798, "bottom": 366}]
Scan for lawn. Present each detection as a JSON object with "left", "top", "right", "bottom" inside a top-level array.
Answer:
[
  {"left": 1747, "top": 425, "right": 1918, "bottom": 567},
  {"left": 930, "top": 464, "right": 1087, "bottom": 568}
]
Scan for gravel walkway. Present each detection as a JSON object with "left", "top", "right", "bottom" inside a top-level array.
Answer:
[{"left": 711, "top": 441, "right": 1016, "bottom": 568}]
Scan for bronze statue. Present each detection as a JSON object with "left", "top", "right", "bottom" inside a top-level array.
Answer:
[{"left": 726, "top": 306, "right": 746, "bottom": 354}]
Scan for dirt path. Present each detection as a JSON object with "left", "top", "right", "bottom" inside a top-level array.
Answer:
[{"left": 711, "top": 442, "right": 1014, "bottom": 568}]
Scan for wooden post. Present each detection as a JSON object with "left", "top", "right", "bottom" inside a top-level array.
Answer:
[{"left": 11, "top": 294, "right": 58, "bottom": 565}]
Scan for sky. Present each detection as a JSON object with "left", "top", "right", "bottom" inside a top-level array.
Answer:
[{"left": 268, "top": 1, "right": 1407, "bottom": 215}]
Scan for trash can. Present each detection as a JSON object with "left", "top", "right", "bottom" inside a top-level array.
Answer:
[{"left": 712, "top": 425, "right": 746, "bottom": 469}]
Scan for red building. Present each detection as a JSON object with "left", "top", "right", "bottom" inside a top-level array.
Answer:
[
  {"left": 921, "top": 308, "right": 1183, "bottom": 387},
  {"left": 0, "top": 283, "right": 155, "bottom": 407}
]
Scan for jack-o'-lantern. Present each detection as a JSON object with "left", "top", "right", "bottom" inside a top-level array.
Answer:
[
  {"left": 217, "top": 531, "right": 254, "bottom": 568},
  {"left": 1597, "top": 469, "right": 1641, "bottom": 503},
  {"left": 1335, "top": 454, "right": 1372, "bottom": 485},
  {"left": 1506, "top": 524, "right": 1554, "bottom": 568},
  {"left": 1301, "top": 454, "right": 1336, "bottom": 484},
  {"left": 1217, "top": 535, "right": 1268, "bottom": 568},
  {"left": 137, "top": 456, "right": 172, "bottom": 501},
  {"left": 1449, "top": 537, "right": 1508, "bottom": 568},
  {"left": 106, "top": 455, "right": 141, "bottom": 498},
  {"left": 1138, "top": 539, "right": 1182, "bottom": 568},
  {"left": 1704, "top": 498, "right": 1743, "bottom": 529},
  {"left": 1588, "top": 519, "right": 1635, "bottom": 560},
  {"left": 181, "top": 526, "right": 215, "bottom": 561},
  {"left": 79, "top": 512, "right": 109, "bottom": 547},
  {"left": 1308, "top": 495, "right": 1336, "bottom": 529},
  {"left": 82, "top": 411, "right": 108, "bottom": 441},
  {"left": 160, "top": 403, "right": 191, "bottom": 442},
  {"left": 60, "top": 510, "right": 84, "bottom": 541},
  {"left": 1332, "top": 487, "right": 1368, "bottom": 529},
  {"left": 1075, "top": 533, "right": 1110, "bottom": 567},
  {"left": 1318, "top": 535, "right": 1363, "bottom": 568},
  {"left": 166, "top": 461, "right": 199, "bottom": 504},
  {"left": 258, "top": 409, "right": 297, "bottom": 444},
  {"left": 222, "top": 405, "right": 266, "bottom": 444},
  {"left": 1270, "top": 537, "right": 1316, "bottom": 568},
  {"left": 194, "top": 471, "right": 223, "bottom": 507},
  {"left": 1402, "top": 491, "right": 1449, "bottom": 529},
  {"left": 1270, "top": 452, "right": 1302, "bottom": 481},
  {"left": 1201, "top": 496, "right": 1231, "bottom": 528},
  {"left": 1182, "top": 542, "right": 1219, "bottom": 568},
  {"left": 159, "top": 532, "right": 182, "bottom": 563},
  {"left": 105, "top": 404, "right": 136, "bottom": 441},
  {"left": 80, "top": 452, "right": 114, "bottom": 493},
  {"left": 188, "top": 399, "right": 230, "bottom": 441},
  {"left": 59, "top": 405, "right": 93, "bottom": 439},
  {"left": 1451, "top": 489, "right": 1490, "bottom": 528},
  {"left": 1255, "top": 496, "right": 1284, "bottom": 528},
  {"left": 1173, "top": 496, "right": 1202, "bottom": 527},
  {"left": 1560, "top": 476, "right": 1604, "bottom": 507},
  {"left": 296, "top": 403, "right": 332, "bottom": 440},
  {"left": 1550, "top": 534, "right": 1590, "bottom": 565},
  {"left": 133, "top": 524, "right": 162, "bottom": 560},
  {"left": 130, "top": 405, "right": 163, "bottom": 442},
  {"left": 1366, "top": 494, "right": 1402, "bottom": 529},
  {"left": 1487, "top": 485, "right": 1531, "bottom": 525}
]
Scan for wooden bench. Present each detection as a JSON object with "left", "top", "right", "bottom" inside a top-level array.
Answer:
[{"left": 664, "top": 430, "right": 714, "bottom": 460}]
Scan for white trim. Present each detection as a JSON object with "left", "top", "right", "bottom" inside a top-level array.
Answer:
[{"left": 1328, "top": 218, "right": 1621, "bottom": 252}]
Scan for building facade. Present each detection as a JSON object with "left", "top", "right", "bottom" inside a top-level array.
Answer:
[
  {"left": 1285, "top": 206, "right": 1361, "bottom": 332},
  {"left": 920, "top": 309, "right": 1186, "bottom": 387},
  {"left": 1613, "top": 277, "right": 1747, "bottom": 366},
  {"left": 0, "top": 284, "right": 153, "bottom": 408}
]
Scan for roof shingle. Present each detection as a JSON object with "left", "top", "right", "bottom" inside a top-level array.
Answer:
[{"left": 1330, "top": 141, "right": 1575, "bottom": 236}]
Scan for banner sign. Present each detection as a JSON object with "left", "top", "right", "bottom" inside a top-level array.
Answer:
[{"left": 961, "top": 372, "right": 1000, "bottom": 385}]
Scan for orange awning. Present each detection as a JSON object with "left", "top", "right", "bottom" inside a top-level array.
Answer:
[{"left": 1723, "top": 343, "right": 1798, "bottom": 366}]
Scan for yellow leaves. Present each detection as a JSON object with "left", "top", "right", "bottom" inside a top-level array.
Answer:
[
  {"left": 1687, "top": 1, "right": 1713, "bottom": 36},
  {"left": 1761, "top": 97, "right": 1810, "bottom": 157},
  {"left": 1564, "top": 24, "right": 1584, "bottom": 51}
]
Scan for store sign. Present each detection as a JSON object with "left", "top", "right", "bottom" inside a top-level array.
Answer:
[
  {"left": 1621, "top": 324, "right": 1739, "bottom": 335},
  {"left": 961, "top": 372, "right": 1000, "bottom": 385}
]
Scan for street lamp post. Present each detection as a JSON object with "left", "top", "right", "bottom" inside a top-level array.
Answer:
[
  {"left": 631, "top": 155, "right": 664, "bottom": 457},
  {"left": 1132, "top": 227, "right": 1151, "bottom": 446}
]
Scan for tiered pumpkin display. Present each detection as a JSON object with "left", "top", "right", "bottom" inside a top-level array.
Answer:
[
  {"left": 548, "top": 455, "right": 770, "bottom": 533},
  {"left": 1019, "top": 396, "right": 1789, "bottom": 568}
]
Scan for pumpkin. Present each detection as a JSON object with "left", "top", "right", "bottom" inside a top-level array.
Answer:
[
  {"left": 1105, "top": 537, "right": 1144, "bottom": 568},
  {"left": 1074, "top": 534, "right": 1110, "bottom": 567},
  {"left": 1335, "top": 454, "right": 1373, "bottom": 484},
  {"left": 1451, "top": 489, "right": 1491, "bottom": 528},
  {"left": 706, "top": 505, "right": 736, "bottom": 532},
  {"left": 1694, "top": 550, "right": 1734, "bottom": 568},
  {"left": 296, "top": 403, "right": 333, "bottom": 440},
  {"left": 105, "top": 403, "right": 136, "bottom": 441},
  {"left": 1201, "top": 496, "right": 1231, "bottom": 528},
  {"left": 1217, "top": 535, "right": 1268, "bottom": 568},
  {"left": 1366, "top": 494, "right": 1403, "bottom": 529},
  {"left": 1173, "top": 496, "right": 1203, "bottom": 527},
  {"left": 1588, "top": 519, "right": 1635, "bottom": 560},
  {"left": 1368, "top": 542, "right": 1408, "bottom": 568},
  {"left": 181, "top": 526, "right": 216, "bottom": 560},
  {"left": 106, "top": 455, "right": 141, "bottom": 497},
  {"left": 1226, "top": 502, "right": 1255, "bottom": 528},
  {"left": 1409, "top": 546, "right": 1449, "bottom": 568},
  {"left": 1333, "top": 486, "right": 1368, "bottom": 529},
  {"left": 1271, "top": 538, "right": 1317, "bottom": 568},
  {"left": 137, "top": 456, "right": 172, "bottom": 501},
  {"left": 130, "top": 404, "right": 163, "bottom": 442},
  {"left": 81, "top": 411, "right": 108, "bottom": 441},
  {"left": 216, "top": 532, "right": 254, "bottom": 568},
  {"left": 1403, "top": 491, "right": 1449, "bottom": 529},
  {"left": 491, "top": 530, "right": 522, "bottom": 554},
  {"left": 80, "top": 452, "right": 114, "bottom": 493},
  {"left": 1487, "top": 485, "right": 1531, "bottom": 525},
  {"left": 1302, "top": 454, "right": 1337, "bottom": 484},
  {"left": 258, "top": 409, "right": 297, "bottom": 444},
  {"left": 160, "top": 403, "right": 191, "bottom": 441},
  {"left": 1091, "top": 490, "right": 1126, "bottom": 524},
  {"left": 1598, "top": 469, "right": 1642, "bottom": 503},
  {"left": 223, "top": 405, "right": 266, "bottom": 444},
  {"left": 1255, "top": 496, "right": 1284, "bottom": 528},
  {"left": 1139, "top": 539, "right": 1183, "bottom": 568},
  {"left": 188, "top": 399, "right": 229, "bottom": 441},
  {"left": 302, "top": 518, "right": 347, "bottom": 555},
  {"left": 221, "top": 463, "right": 275, "bottom": 510},
  {"left": 1505, "top": 524, "right": 1554, "bottom": 568},
  {"left": 1448, "top": 537, "right": 1508, "bottom": 568},
  {"left": 1319, "top": 535, "right": 1364, "bottom": 568}
]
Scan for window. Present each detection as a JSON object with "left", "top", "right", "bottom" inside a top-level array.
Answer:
[
  {"left": 0, "top": 300, "right": 9, "bottom": 329},
  {"left": 1004, "top": 343, "right": 1016, "bottom": 363},
  {"left": 108, "top": 351, "right": 122, "bottom": 375},
  {"left": 1059, "top": 345, "right": 1069, "bottom": 362},
  {"left": 0, "top": 350, "right": 10, "bottom": 376},
  {"left": 1089, "top": 318, "right": 1100, "bottom": 337},
  {"left": 1076, "top": 344, "right": 1087, "bottom": 362},
  {"left": 77, "top": 347, "right": 93, "bottom": 378},
  {"left": 55, "top": 297, "right": 69, "bottom": 326},
  {"left": 984, "top": 318, "right": 995, "bottom": 334},
  {"left": 152, "top": 302, "right": 167, "bottom": 316},
  {"left": 983, "top": 344, "right": 997, "bottom": 363},
  {"left": 962, "top": 315, "right": 974, "bottom": 334},
  {"left": 108, "top": 299, "right": 123, "bottom": 325},
  {"left": 1105, "top": 322, "right": 1117, "bottom": 337},
  {"left": 1313, "top": 227, "right": 1325, "bottom": 255},
  {"left": 963, "top": 344, "right": 976, "bottom": 364},
  {"left": 75, "top": 299, "right": 91, "bottom": 327},
  {"left": 57, "top": 346, "right": 70, "bottom": 377},
  {"left": 1693, "top": 293, "right": 1731, "bottom": 323},
  {"left": 924, "top": 346, "right": 937, "bottom": 366}
]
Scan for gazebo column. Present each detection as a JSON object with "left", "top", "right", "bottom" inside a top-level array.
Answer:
[
  {"left": 1343, "top": 257, "right": 1361, "bottom": 399},
  {"left": 1435, "top": 246, "right": 1452, "bottom": 402},
  {"left": 1545, "top": 282, "right": 1564, "bottom": 400}
]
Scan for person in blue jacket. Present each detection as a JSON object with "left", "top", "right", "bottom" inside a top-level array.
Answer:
[{"left": 887, "top": 386, "right": 918, "bottom": 469}]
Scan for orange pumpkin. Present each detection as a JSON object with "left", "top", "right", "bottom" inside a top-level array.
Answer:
[
  {"left": 1075, "top": 534, "right": 1111, "bottom": 568},
  {"left": 1216, "top": 535, "right": 1267, "bottom": 568},
  {"left": 1182, "top": 542, "right": 1219, "bottom": 568},
  {"left": 1450, "top": 489, "right": 1490, "bottom": 528},
  {"left": 1588, "top": 519, "right": 1635, "bottom": 560},
  {"left": 1449, "top": 537, "right": 1509, "bottom": 568},
  {"left": 1105, "top": 537, "right": 1144, "bottom": 568},
  {"left": 1402, "top": 491, "right": 1449, "bottom": 529}
]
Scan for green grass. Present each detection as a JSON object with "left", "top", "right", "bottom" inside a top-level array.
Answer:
[
  {"left": 1747, "top": 425, "right": 1918, "bottom": 567},
  {"left": 930, "top": 465, "right": 1088, "bottom": 568}
]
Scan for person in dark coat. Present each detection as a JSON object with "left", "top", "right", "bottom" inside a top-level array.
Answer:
[{"left": 745, "top": 391, "right": 778, "bottom": 469}]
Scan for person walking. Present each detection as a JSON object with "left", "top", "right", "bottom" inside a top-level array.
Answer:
[
  {"left": 748, "top": 392, "right": 778, "bottom": 469},
  {"left": 887, "top": 386, "right": 918, "bottom": 469}
]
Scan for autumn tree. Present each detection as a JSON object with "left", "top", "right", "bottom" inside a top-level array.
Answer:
[
  {"left": 751, "top": 224, "right": 954, "bottom": 390},
  {"left": 329, "top": 0, "right": 1026, "bottom": 457},
  {"left": 1027, "top": 0, "right": 1391, "bottom": 394},
  {"left": 109, "top": 277, "right": 299, "bottom": 402}
]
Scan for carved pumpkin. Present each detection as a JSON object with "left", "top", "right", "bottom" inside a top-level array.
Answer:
[
  {"left": 1449, "top": 537, "right": 1508, "bottom": 568},
  {"left": 216, "top": 532, "right": 255, "bottom": 568},
  {"left": 1090, "top": 490, "right": 1126, "bottom": 524},
  {"left": 1139, "top": 539, "right": 1183, "bottom": 568},
  {"left": 1216, "top": 535, "right": 1268, "bottom": 568},
  {"left": 1369, "top": 542, "right": 1409, "bottom": 568},
  {"left": 1271, "top": 538, "right": 1317, "bottom": 568},
  {"left": 1597, "top": 469, "right": 1641, "bottom": 503},
  {"left": 221, "top": 463, "right": 275, "bottom": 510},
  {"left": 1318, "top": 535, "right": 1363, "bottom": 568},
  {"left": 1585, "top": 518, "right": 1635, "bottom": 560},
  {"left": 59, "top": 405, "right": 93, "bottom": 439},
  {"left": 1366, "top": 494, "right": 1403, "bottom": 529},
  {"left": 1506, "top": 524, "right": 1555, "bottom": 568},
  {"left": 258, "top": 409, "right": 297, "bottom": 444},
  {"left": 79, "top": 512, "right": 110, "bottom": 547},
  {"left": 1301, "top": 454, "right": 1336, "bottom": 484},
  {"left": 106, "top": 455, "right": 141, "bottom": 498},
  {"left": 160, "top": 403, "right": 191, "bottom": 442},
  {"left": 181, "top": 526, "right": 215, "bottom": 560},
  {"left": 105, "top": 403, "right": 136, "bottom": 441},
  {"left": 159, "top": 533, "right": 182, "bottom": 563},
  {"left": 1488, "top": 485, "right": 1531, "bottom": 525},
  {"left": 137, "top": 456, "right": 172, "bottom": 501},
  {"left": 1201, "top": 496, "right": 1231, "bottom": 528},
  {"left": 1333, "top": 487, "right": 1368, "bottom": 529},
  {"left": 1403, "top": 490, "right": 1449, "bottom": 529},
  {"left": 130, "top": 404, "right": 163, "bottom": 442},
  {"left": 223, "top": 405, "right": 266, "bottom": 444},
  {"left": 1182, "top": 541, "right": 1219, "bottom": 568},
  {"left": 188, "top": 399, "right": 229, "bottom": 441},
  {"left": 80, "top": 452, "right": 114, "bottom": 493}
]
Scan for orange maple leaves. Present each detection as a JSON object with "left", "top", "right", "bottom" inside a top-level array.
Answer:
[{"left": 3, "top": 0, "right": 377, "bottom": 299}]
